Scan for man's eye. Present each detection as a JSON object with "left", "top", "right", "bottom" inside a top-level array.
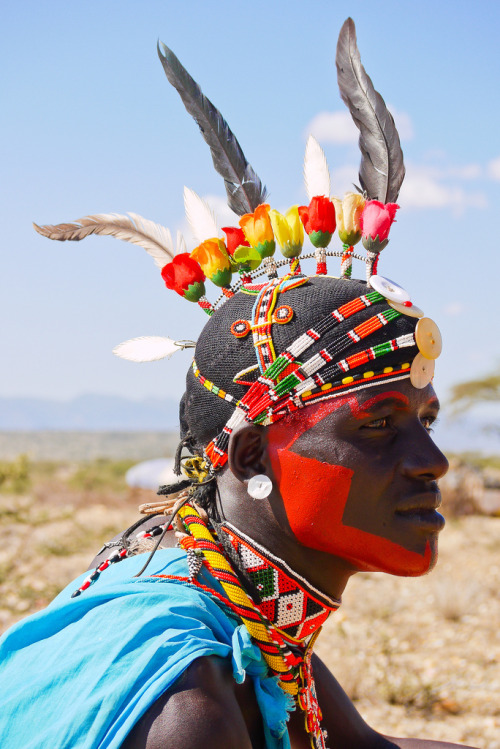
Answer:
[
  {"left": 364, "top": 417, "right": 390, "bottom": 429},
  {"left": 421, "top": 416, "right": 438, "bottom": 432}
]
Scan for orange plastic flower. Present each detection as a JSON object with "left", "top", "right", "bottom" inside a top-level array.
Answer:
[
  {"left": 190, "top": 238, "right": 232, "bottom": 288},
  {"left": 239, "top": 204, "right": 275, "bottom": 259}
]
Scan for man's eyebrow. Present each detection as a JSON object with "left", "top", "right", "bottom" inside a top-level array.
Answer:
[
  {"left": 426, "top": 396, "right": 440, "bottom": 411},
  {"left": 349, "top": 391, "right": 409, "bottom": 419}
]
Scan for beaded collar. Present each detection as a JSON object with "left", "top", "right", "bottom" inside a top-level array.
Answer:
[
  {"left": 218, "top": 522, "right": 340, "bottom": 643},
  {"left": 173, "top": 504, "right": 332, "bottom": 749}
]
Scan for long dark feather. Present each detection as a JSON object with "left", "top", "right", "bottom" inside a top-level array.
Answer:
[
  {"left": 335, "top": 18, "right": 405, "bottom": 203},
  {"left": 158, "top": 42, "right": 267, "bottom": 216}
]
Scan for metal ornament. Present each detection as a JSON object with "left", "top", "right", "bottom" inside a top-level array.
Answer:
[{"left": 247, "top": 474, "right": 273, "bottom": 499}]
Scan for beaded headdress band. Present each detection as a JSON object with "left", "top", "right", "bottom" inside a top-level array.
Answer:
[{"left": 34, "top": 18, "right": 442, "bottom": 473}]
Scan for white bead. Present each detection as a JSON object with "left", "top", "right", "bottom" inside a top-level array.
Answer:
[
  {"left": 247, "top": 474, "right": 273, "bottom": 499},
  {"left": 369, "top": 275, "right": 411, "bottom": 304}
]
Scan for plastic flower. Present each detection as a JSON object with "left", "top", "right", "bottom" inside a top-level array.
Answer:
[
  {"left": 239, "top": 204, "right": 275, "bottom": 259},
  {"left": 161, "top": 253, "right": 206, "bottom": 302},
  {"left": 269, "top": 206, "right": 304, "bottom": 258},
  {"left": 190, "top": 238, "right": 232, "bottom": 287},
  {"left": 332, "top": 193, "right": 365, "bottom": 246},
  {"left": 360, "top": 200, "right": 399, "bottom": 252},
  {"left": 221, "top": 227, "right": 249, "bottom": 257},
  {"left": 298, "top": 196, "right": 336, "bottom": 248}
]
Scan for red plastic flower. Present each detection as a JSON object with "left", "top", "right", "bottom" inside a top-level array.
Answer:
[
  {"left": 360, "top": 200, "right": 399, "bottom": 252},
  {"left": 298, "top": 196, "right": 336, "bottom": 248},
  {"left": 221, "top": 227, "right": 249, "bottom": 257},
  {"left": 161, "top": 253, "right": 206, "bottom": 302}
]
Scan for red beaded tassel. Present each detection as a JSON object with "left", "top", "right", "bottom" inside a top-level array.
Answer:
[
  {"left": 315, "top": 248, "right": 327, "bottom": 275},
  {"left": 197, "top": 296, "right": 214, "bottom": 315},
  {"left": 365, "top": 250, "right": 379, "bottom": 281}
]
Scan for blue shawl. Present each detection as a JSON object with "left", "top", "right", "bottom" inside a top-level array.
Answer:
[{"left": 0, "top": 549, "right": 293, "bottom": 748}]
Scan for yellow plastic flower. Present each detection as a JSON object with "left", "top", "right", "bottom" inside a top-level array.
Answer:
[
  {"left": 269, "top": 206, "right": 304, "bottom": 258},
  {"left": 332, "top": 193, "right": 365, "bottom": 246},
  {"left": 239, "top": 204, "right": 275, "bottom": 259},
  {"left": 190, "top": 238, "right": 232, "bottom": 287}
]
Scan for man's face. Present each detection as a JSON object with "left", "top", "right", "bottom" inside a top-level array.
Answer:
[{"left": 267, "top": 380, "right": 449, "bottom": 576}]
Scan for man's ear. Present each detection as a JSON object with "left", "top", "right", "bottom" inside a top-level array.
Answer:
[{"left": 227, "top": 424, "right": 267, "bottom": 483}]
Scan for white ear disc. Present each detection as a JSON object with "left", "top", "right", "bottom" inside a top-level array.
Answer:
[{"left": 247, "top": 474, "right": 273, "bottom": 499}]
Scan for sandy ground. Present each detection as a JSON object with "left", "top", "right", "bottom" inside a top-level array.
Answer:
[{"left": 0, "top": 473, "right": 498, "bottom": 748}]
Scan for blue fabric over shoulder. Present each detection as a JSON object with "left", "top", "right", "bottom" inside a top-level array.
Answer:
[{"left": 0, "top": 549, "right": 293, "bottom": 749}]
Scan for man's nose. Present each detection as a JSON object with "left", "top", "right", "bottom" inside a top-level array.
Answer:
[{"left": 402, "top": 423, "right": 449, "bottom": 482}]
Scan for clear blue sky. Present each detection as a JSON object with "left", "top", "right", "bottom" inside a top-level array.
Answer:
[{"left": 1, "top": 0, "right": 499, "bottom": 404}]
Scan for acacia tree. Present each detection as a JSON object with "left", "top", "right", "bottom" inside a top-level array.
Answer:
[{"left": 449, "top": 373, "right": 500, "bottom": 411}]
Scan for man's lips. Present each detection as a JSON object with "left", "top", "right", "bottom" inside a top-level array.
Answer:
[
  {"left": 394, "top": 492, "right": 445, "bottom": 532},
  {"left": 395, "top": 491, "right": 442, "bottom": 514}
]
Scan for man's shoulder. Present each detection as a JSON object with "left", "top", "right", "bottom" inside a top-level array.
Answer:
[{"left": 122, "top": 655, "right": 260, "bottom": 749}]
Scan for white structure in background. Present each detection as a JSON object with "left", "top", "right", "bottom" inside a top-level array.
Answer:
[{"left": 126, "top": 458, "right": 177, "bottom": 490}]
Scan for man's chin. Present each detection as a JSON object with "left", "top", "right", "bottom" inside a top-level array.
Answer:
[{"left": 340, "top": 536, "right": 439, "bottom": 577}]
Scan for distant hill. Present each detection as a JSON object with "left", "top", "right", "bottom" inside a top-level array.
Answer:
[
  {"left": 0, "top": 431, "right": 179, "bottom": 461},
  {"left": 0, "top": 395, "right": 179, "bottom": 431}
]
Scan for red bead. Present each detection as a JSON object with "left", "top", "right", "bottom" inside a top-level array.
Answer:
[{"left": 403, "top": 301, "right": 412, "bottom": 307}]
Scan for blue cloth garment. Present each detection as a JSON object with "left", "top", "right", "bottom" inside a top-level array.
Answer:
[{"left": 0, "top": 549, "right": 293, "bottom": 748}]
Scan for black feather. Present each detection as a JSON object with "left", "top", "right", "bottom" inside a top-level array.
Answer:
[
  {"left": 335, "top": 18, "right": 405, "bottom": 203},
  {"left": 158, "top": 42, "right": 267, "bottom": 216}
]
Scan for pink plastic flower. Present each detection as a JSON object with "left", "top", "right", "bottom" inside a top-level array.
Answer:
[{"left": 360, "top": 200, "right": 399, "bottom": 244}]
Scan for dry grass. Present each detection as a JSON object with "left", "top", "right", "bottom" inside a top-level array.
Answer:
[
  {"left": 0, "top": 460, "right": 499, "bottom": 748},
  {"left": 316, "top": 516, "right": 500, "bottom": 748}
]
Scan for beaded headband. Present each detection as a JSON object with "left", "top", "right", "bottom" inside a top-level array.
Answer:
[{"left": 33, "top": 18, "right": 442, "bottom": 473}]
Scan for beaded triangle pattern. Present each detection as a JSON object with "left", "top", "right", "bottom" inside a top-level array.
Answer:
[{"left": 220, "top": 523, "right": 340, "bottom": 642}]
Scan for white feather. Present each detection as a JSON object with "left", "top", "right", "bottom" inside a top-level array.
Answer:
[
  {"left": 304, "top": 135, "right": 331, "bottom": 201},
  {"left": 184, "top": 187, "right": 218, "bottom": 244},
  {"left": 176, "top": 230, "right": 187, "bottom": 254},
  {"left": 113, "top": 336, "right": 185, "bottom": 363},
  {"left": 34, "top": 212, "right": 175, "bottom": 270},
  {"left": 127, "top": 213, "right": 174, "bottom": 269}
]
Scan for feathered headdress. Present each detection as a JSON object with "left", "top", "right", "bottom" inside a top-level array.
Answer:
[{"left": 34, "top": 18, "right": 440, "bottom": 388}]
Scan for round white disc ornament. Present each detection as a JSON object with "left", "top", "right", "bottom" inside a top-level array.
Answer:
[
  {"left": 410, "top": 353, "right": 435, "bottom": 389},
  {"left": 369, "top": 275, "right": 411, "bottom": 304},
  {"left": 388, "top": 300, "right": 425, "bottom": 319},
  {"left": 247, "top": 474, "right": 273, "bottom": 499},
  {"left": 415, "top": 317, "right": 442, "bottom": 360}
]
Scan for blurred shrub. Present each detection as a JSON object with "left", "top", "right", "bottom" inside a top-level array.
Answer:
[
  {"left": 440, "top": 454, "right": 500, "bottom": 516},
  {"left": 0, "top": 455, "right": 30, "bottom": 494},
  {"left": 68, "top": 458, "right": 136, "bottom": 492}
]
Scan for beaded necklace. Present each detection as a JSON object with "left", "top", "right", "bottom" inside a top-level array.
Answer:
[
  {"left": 162, "top": 504, "right": 338, "bottom": 749},
  {"left": 218, "top": 523, "right": 339, "bottom": 642}
]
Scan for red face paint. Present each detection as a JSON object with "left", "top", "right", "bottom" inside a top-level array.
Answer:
[{"left": 268, "top": 391, "right": 437, "bottom": 576}]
